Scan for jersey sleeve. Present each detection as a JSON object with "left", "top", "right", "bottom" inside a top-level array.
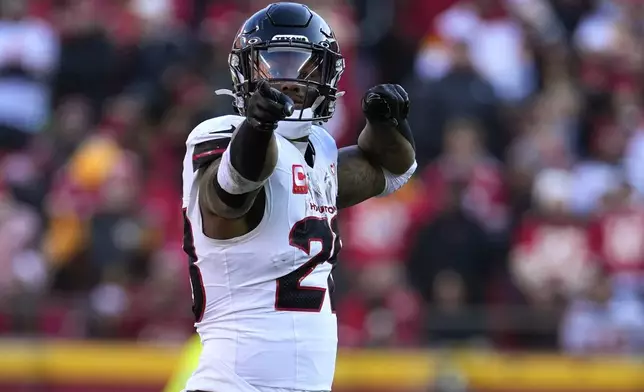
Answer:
[
  {"left": 182, "top": 115, "right": 245, "bottom": 209},
  {"left": 192, "top": 137, "right": 231, "bottom": 171},
  {"left": 185, "top": 115, "right": 246, "bottom": 169},
  {"left": 186, "top": 115, "right": 244, "bottom": 148}
]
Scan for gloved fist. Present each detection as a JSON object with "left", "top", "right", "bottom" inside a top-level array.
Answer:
[
  {"left": 246, "top": 80, "right": 295, "bottom": 131},
  {"left": 362, "top": 84, "right": 410, "bottom": 127}
]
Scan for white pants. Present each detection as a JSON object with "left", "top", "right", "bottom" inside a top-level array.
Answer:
[
  {"left": 187, "top": 387, "right": 328, "bottom": 392},
  {"left": 183, "top": 357, "right": 329, "bottom": 392}
]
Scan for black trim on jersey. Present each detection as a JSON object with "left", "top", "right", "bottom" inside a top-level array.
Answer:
[
  {"left": 209, "top": 125, "right": 236, "bottom": 134},
  {"left": 192, "top": 137, "right": 231, "bottom": 171},
  {"left": 182, "top": 208, "right": 206, "bottom": 322},
  {"left": 305, "top": 141, "right": 316, "bottom": 167}
]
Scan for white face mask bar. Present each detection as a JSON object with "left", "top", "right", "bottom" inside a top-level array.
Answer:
[{"left": 215, "top": 89, "right": 235, "bottom": 97}]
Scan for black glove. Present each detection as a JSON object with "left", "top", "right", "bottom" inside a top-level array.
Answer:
[
  {"left": 246, "top": 80, "right": 295, "bottom": 131},
  {"left": 361, "top": 84, "right": 410, "bottom": 127}
]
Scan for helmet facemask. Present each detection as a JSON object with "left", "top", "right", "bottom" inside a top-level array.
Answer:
[{"left": 227, "top": 38, "right": 345, "bottom": 124}]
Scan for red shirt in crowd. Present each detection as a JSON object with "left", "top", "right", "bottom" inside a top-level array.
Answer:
[
  {"left": 588, "top": 205, "right": 644, "bottom": 276},
  {"left": 511, "top": 214, "right": 594, "bottom": 297},
  {"left": 339, "top": 179, "right": 425, "bottom": 269}
]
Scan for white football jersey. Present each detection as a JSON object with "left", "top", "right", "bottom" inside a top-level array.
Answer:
[{"left": 181, "top": 115, "right": 341, "bottom": 392}]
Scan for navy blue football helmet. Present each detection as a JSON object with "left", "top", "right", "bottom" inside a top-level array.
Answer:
[{"left": 226, "top": 2, "right": 345, "bottom": 122}]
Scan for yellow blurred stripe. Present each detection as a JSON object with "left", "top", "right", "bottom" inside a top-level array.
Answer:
[
  {"left": 0, "top": 340, "right": 42, "bottom": 380},
  {"left": 0, "top": 340, "right": 177, "bottom": 385},
  {"left": 334, "top": 350, "right": 436, "bottom": 388},
  {"left": 454, "top": 352, "right": 644, "bottom": 390},
  {"left": 0, "top": 340, "right": 642, "bottom": 390}
]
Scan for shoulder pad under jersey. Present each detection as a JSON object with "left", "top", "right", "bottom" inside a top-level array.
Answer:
[
  {"left": 186, "top": 115, "right": 244, "bottom": 147},
  {"left": 186, "top": 115, "right": 244, "bottom": 171}
]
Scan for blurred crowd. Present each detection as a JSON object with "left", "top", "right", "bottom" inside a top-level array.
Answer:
[{"left": 0, "top": 0, "right": 643, "bottom": 355}]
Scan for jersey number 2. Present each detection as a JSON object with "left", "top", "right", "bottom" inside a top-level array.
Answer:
[{"left": 275, "top": 216, "right": 341, "bottom": 312}]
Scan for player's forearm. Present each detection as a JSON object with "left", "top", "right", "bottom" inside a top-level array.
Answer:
[
  {"left": 336, "top": 119, "right": 416, "bottom": 209},
  {"left": 336, "top": 145, "right": 385, "bottom": 209},
  {"left": 199, "top": 121, "right": 277, "bottom": 219},
  {"left": 219, "top": 79, "right": 289, "bottom": 186},
  {"left": 357, "top": 119, "right": 415, "bottom": 174},
  {"left": 199, "top": 158, "right": 260, "bottom": 219},
  {"left": 227, "top": 120, "right": 278, "bottom": 182},
  {"left": 214, "top": 120, "right": 277, "bottom": 201}
]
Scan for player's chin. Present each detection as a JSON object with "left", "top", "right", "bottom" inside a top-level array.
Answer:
[
  {"left": 281, "top": 88, "right": 319, "bottom": 110},
  {"left": 289, "top": 99, "right": 314, "bottom": 113},
  {"left": 282, "top": 92, "right": 305, "bottom": 107}
]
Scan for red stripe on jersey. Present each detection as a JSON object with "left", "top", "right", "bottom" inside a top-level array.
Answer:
[{"left": 193, "top": 148, "right": 227, "bottom": 160}]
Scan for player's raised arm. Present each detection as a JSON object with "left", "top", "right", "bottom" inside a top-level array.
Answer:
[
  {"left": 199, "top": 80, "right": 294, "bottom": 220},
  {"left": 337, "top": 84, "right": 417, "bottom": 209}
]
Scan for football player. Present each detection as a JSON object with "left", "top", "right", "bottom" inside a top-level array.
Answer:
[{"left": 181, "top": 3, "right": 416, "bottom": 392}]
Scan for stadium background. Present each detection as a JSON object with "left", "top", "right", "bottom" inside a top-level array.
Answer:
[{"left": 0, "top": 0, "right": 643, "bottom": 391}]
